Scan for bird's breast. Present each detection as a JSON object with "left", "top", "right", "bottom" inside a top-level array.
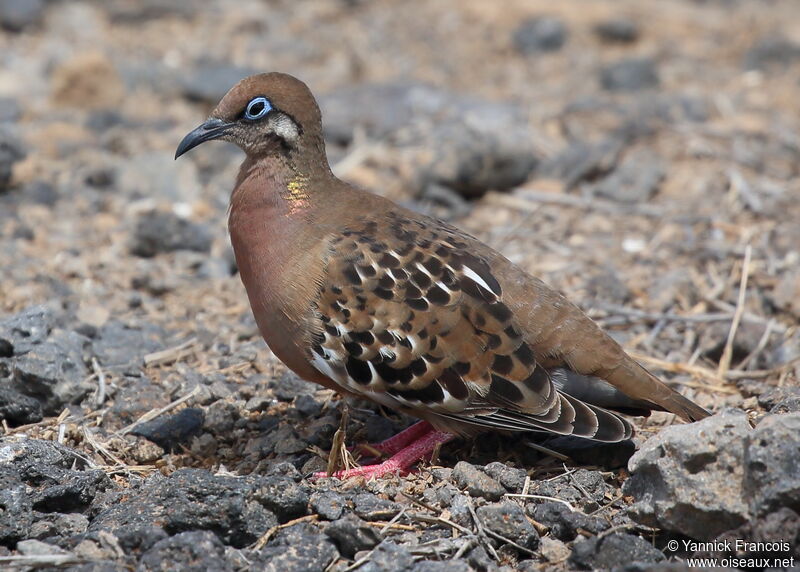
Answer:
[{"left": 228, "top": 195, "right": 330, "bottom": 383}]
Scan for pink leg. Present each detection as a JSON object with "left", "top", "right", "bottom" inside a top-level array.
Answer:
[
  {"left": 357, "top": 420, "right": 435, "bottom": 457},
  {"left": 314, "top": 430, "right": 454, "bottom": 479}
]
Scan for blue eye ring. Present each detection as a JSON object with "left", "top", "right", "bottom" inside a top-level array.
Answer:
[{"left": 244, "top": 96, "right": 272, "bottom": 120}]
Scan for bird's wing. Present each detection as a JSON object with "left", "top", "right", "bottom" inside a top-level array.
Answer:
[{"left": 305, "top": 211, "right": 633, "bottom": 442}]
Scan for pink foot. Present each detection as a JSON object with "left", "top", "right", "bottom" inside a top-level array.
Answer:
[
  {"left": 356, "top": 421, "right": 435, "bottom": 457},
  {"left": 314, "top": 428, "right": 454, "bottom": 479}
]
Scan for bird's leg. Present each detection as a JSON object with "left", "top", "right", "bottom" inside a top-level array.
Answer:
[
  {"left": 315, "top": 428, "right": 454, "bottom": 479},
  {"left": 355, "top": 420, "right": 435, "bottom": 458}
]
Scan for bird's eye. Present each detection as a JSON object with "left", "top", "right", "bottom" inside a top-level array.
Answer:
[{"left": 244, "top": 96, "right": 272, "bottom": 120}]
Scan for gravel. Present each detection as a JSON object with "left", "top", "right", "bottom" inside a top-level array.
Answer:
[{"left": 1, "top": 1, "right": 798, "bottom": 570}]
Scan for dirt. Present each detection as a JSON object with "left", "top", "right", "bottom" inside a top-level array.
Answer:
[{"left": 0, "top": 0, "right": 799, "bottom": 570}]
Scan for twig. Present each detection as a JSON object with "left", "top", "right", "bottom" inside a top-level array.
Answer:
[
  {"left": 737, "top": 319, "right": 775, "bottom": 370},
  {"left": 91, "top": 357, "right": 107, "bottom": 407},
  {"left": 523, "top": 440, "right": 571, "bottom": 461},
  {"left": 482, "top": 527, "right": 538, "bottom": 557},
  {"left": 326, "top": 403, "right": 357, "bottom": 476},
  {"left": 718, "top": 245, "right": 751, "bottom": 378},
  {"left": 0, "top": 554, "right": 88, "bottom": 567},
  {"left": 117, "top": 386, "right": 200, "bottom": 436},
  {"left": 588, "top": 493, "right": 625, "bottom": 516},
  {"left": 251, "top": 515, "right": 318, "bottom": 550},
  {"left": 465, "top": 496, "right": 500, "bottom": 561},
  {"left": 406, "top": 513, "right": 473, "bottom": 536},
  {"left": 504, "top": 493, "right": 575, "bottom": 511},
  {"left": 143, "top": 338, "right": 198, "bottom": 367},
  {"left": 82, "top": 427, "right": 125, "bottom": 467},
  {"left": 379, "top": 507, "right": 407, "bottom": 535},
  {"left": 367, "top": 521, "right": 415, "bottom": 532}
]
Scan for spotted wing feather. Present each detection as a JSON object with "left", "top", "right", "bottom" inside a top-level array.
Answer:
[{"left": 307, "top": 212, "right": 632, "bottom": 443}]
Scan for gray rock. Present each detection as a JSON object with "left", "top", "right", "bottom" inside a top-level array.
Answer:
[
  {"left": 91, "top": 320, "right": 166, "bottom": 374},
  {"left": 0, "top": 127, "right": 25, "bottom": 191},
  {"left": 30, "top": 467, "right": 110, "bottom": 513},
  {"left": 623, "top": 410, "right": 751, "bottom": 540},
  {"left": 16, "top": 538, "right": 69, "bottom": 556},
  {"left": 310, "top": 491, "right": 346, "bottom": 521},
  {"left": 324, "top": 514, "right": 380, "bottom": 558},
  {"left": 139, "top": 530, "right": 233, "bottom": 572},
  {"left": 744, "top": 412, "right": 800, "bottom": 516},
  {"left": 483, "top": 462, "right": 527, "bottom": 492},
  {"left": 129, "top": 408, "right": 205, "bottom": 451},
  {"left": 452, "top": 461, "right": 506, "bottom": 501},
  {"left": 448, "top": 494, "right": 473, "bottom": 528},
  {"left": 129, "top": 210, "right": 213, "bottom": 257},
  {"left": 320, "top": 83, "right": 537, "bottom": 198},
  {"left": 181, "top": 62, "right": 259, "bottom": 104},
  {"left": 353, "top": 493, "right": 401, "bottom": 521},
  {"left": 10, "top": 330, "right": 92, "bottom": 415},
  {"left": 538, "top": 136, "right": 626, "bottom": 189},
  {"left": 711, "top": 507, "right": 800, "bottom": 561},
  {"left": 744, "top": 36, "right": 800, "bottom": 71},
  {"left": 568, "top": 532, "right": 664, "bottom": 570},
  {"left": 251, "top": 523, "right": 339, "bottom": 572},
  {"left": 203, "top": 400, "right": 239, "bottom": 434},
  {"left": 513, "top": 17, "right": 568, "bottom": 54},
  {"left": 529, "top": 502, "right": 609, "bottom": 541},
  {"left": 320, "top": 83, "right": 455, "bottom": 144},
  {"left": 24, "top": 181, "right": 59, "bottom": 206},
  {"left": 0, "top": 467, "right": 32, "bottom": 544},
  {"left": 0, "top": 438, "right": 111, "bottom": 544},
  {"left": 0, "top": 97, "right": 21, "bottom": 123},
  {"left": 0, "top": 306, "right": 54, "bottom": 357},
  {"left": 0, "top": 0, "right": 44, "bottom": 31},
  {"left": 359, "top": 541, "right": 415, "bottom": 572},
  {"left": 398, "top": 113, "right": 537, "bottom": 198},
  {"left": 29, "top": 512, "right": 89, "bottom": 539},
  {"left": 90, "top": 469, "right": 278, "bottom": 547},
  {"left": 0, "top": 385, "right": 42, "bottom": 425},
  {"left": 594, "top": 18, "right": 640, "bottom": 44},
  {"left": 593, "top": 152, "right": 664, "bottom": 203},
  {"left": 476, "top": 501, "right": 539, "bottom": 551},
  {"left": 600, "top": 58, "right": 660, "bottom": 92},
  {"left": 251, "top": 475, "right": 310, "bottom": 522}
]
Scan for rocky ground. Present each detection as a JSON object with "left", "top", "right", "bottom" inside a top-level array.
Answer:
[{"left": 1, "top": 0, "right": 799, "bottom": 570}]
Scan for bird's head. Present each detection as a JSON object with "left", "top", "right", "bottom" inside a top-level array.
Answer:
[{"left": 175, "top": 72, "right": 324, "bottom": 160}]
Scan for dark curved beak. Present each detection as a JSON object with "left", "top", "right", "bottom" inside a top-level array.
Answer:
[{"left": 175, "top": 118, "right": 233, "bottom": 159}]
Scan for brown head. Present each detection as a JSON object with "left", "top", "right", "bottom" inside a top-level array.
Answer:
[{"left": 175, "top": 72, "right": 327, "bottom": 168}]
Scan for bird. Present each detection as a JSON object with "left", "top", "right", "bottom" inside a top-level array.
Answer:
[{"left": 175, "top": 72, "right": 710, "bottom": 479}]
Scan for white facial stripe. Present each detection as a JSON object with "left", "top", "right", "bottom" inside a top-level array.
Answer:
[{"left": 272, "top": 114, "right": 300, "bottom": 141}]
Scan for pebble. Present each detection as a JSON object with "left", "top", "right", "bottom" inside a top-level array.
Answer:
[
  {"left": 324, "top": 514, "right": 380, "bottom": 558},
  {"left": 130, "top": 408, "right": 205, "bottom": 451},
  {"left": 0, "top": 128, "right": 25, "bottom": 192},
  {"left": 568, "top": 532, "right": 665, "bottom": 569},
  {"left": 452, "top": 461, "right": 506, "bottom": 501},
  {"left": 476, "top": 501, "right": 539, "bottom": 551},
  {"left": 0, "top": 0, "right": 44, "bottom": 31},
  {"left": 600, "top": 57, "right": 660, "bottom": 91},
  {"left": 129, "top": 210, "right": 213, "bottom": 257},
  {"left": 593, "top": 18, "right": 640, "bottom": 44},
  {"left": 513, "top": 16, "right": 568, "bottom": 54}
]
